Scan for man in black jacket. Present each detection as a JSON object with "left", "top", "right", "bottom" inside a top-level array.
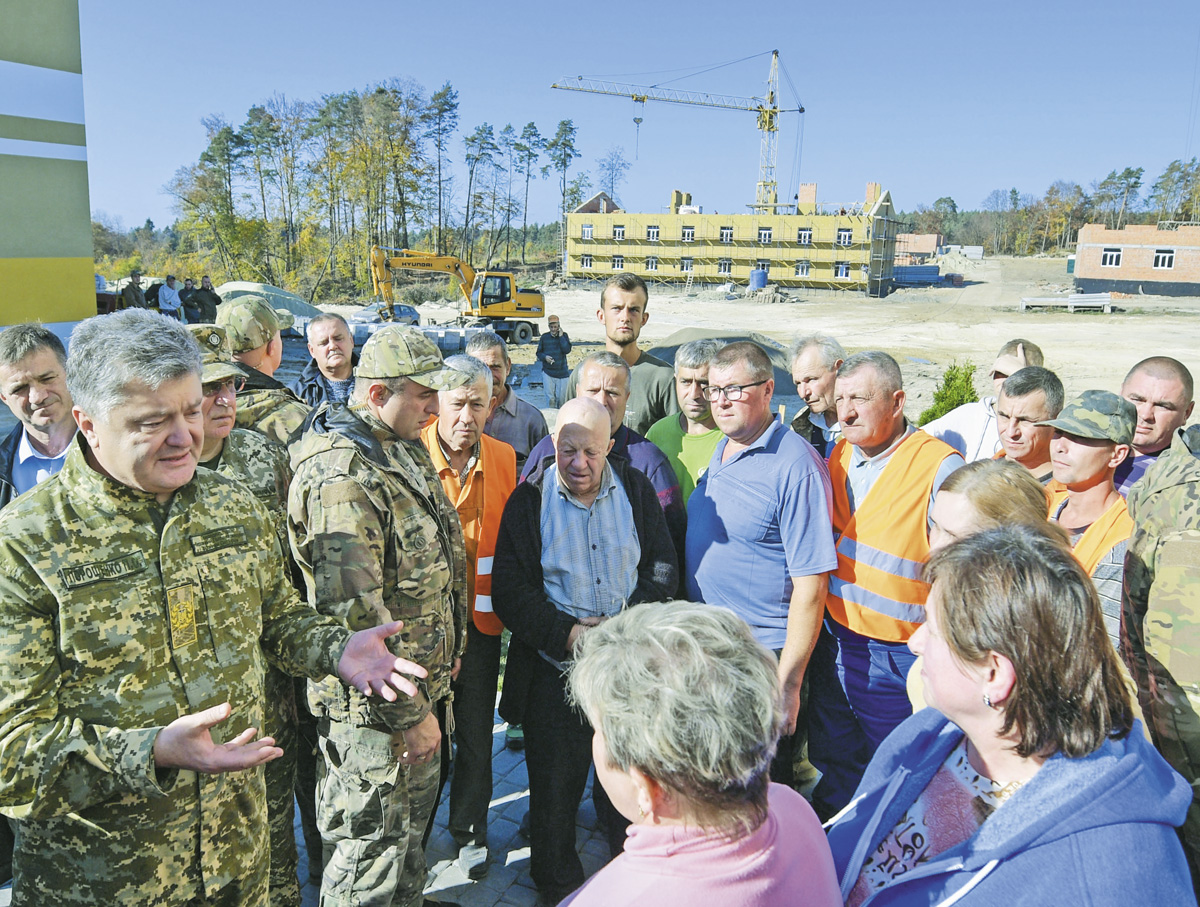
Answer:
[{"left": 493, "top": 397, "right": 677, "bottom": 904}]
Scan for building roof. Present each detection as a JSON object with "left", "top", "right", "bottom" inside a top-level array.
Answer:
[{"left": 572, "top": 191, "right": 623, "bottom": 214}]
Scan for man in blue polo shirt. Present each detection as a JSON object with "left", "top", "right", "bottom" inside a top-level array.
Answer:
[{"left": 685, "top": 341, "right": 836, "bottom": 785}]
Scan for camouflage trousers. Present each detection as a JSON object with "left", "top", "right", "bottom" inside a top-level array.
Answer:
[
  {"left": 265, "top": 666, "right": 300, "bottom": 907},
  {"left": 315, "top": 719, "right": 441, "bottom": 907}
]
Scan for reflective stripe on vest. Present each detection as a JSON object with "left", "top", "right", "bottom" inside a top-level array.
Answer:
[{"left": 826, "top": 431, "right": 957, "bottom": 643}]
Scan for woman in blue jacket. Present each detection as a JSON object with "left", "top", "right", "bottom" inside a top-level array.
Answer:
[{"left": 826, "top": 523, "right": 1195, "bottom": 906}]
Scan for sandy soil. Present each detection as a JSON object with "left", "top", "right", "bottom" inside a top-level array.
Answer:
[{"left": 404, "top": 256, "right": 1200, "bottom": 425}]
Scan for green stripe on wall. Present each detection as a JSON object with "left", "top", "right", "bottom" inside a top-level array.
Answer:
[
  {"left": 0, "top": 0, "right": 83, "bottom": 74},
  {"left": 0, "top": 114, "right": 86, "bottom": 146},
  {"left": 0, "top": 154, "right": 93, "bottom": 258}
]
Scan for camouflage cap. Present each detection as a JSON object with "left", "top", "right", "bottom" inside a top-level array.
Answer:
[
  {"left": 216, "top": 295, "right": 295, "bottom": 352},
  {"left": 186, "top": 324, "right": 243, "bottom": 384},
  {"left": 355, "top": 325, "right": 471, "bottom": 391},
  {"left": 1038, "top": 389, "right": 1136, "bottom": 444}
]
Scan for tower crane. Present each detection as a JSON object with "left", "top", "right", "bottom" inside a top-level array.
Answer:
[{"left": 551, "top": 50, "right": 802, "bottom": 213}]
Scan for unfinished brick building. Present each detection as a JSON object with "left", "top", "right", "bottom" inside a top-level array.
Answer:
[{"left": 1074, "top": 223, "right": 1200, "bottom": 296}]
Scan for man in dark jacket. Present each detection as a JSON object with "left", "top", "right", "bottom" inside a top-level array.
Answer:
[
  {"left": 493, "top": 397, "right": 677, "bottom": 904},
  {"left": 535, "top": 314, "right": 571, "bottom": 407},
  {"left": 290, "top": 313, "right": 358, "bottom": 407},
  {"left": 192, "top": 275, "right": 222, "bottom": 323}
]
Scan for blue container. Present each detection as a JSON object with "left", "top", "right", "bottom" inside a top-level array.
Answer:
[{"left": 749, "top": 269, "right": 768, "bottom": 290}]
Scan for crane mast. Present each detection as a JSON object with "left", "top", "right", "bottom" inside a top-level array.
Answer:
[{"left": 551, "top": 50, "right": 800, "bottom": 213}]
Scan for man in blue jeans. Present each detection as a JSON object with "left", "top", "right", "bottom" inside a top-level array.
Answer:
[{"left": 536, "top": 315, "right": 571, "bottom": 408}]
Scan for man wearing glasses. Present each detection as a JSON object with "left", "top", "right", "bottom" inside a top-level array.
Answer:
[
  {"left": 684, "top": 341, "right": 837, "bottom": 786},
  {"left": 189, "top": 325, "right": 305, "bottom": 906}
]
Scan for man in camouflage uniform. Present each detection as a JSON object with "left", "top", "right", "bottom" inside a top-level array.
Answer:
[
  {"left": 189, "top": 324, "right": 303, "bottom": 906},
  {"left": 1122, "top": 423, "right": 1200, "bottom": 882},
  {"left": 288, "top": 324, "right": 469, "bottom": 907},
  {"left": 0, "top": 309, "right": 428, "bottom": 907},
  {"left": 218, "top": 295, "right": 310, "bottom": 445}
]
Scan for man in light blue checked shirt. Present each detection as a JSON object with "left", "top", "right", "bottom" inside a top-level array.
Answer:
[{"left": 493, "top": 397, "right": 677, "bottom": 903}]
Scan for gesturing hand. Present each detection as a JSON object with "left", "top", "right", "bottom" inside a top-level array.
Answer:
[
  {"left": 338, "top": 620, "right": 430, "bottom": 701},
  {"left": 153, "top": 701, "right": 282, "bottom": 773}
]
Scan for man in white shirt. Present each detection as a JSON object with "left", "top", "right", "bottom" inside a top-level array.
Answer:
[
  {"left": 158, "top": 274, "right": 185, "bottom": 321},
  {"left": 0, "top": 324, "right": 76, "bottom": 509}
]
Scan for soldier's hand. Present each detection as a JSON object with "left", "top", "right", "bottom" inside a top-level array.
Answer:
[
  {"left": 339, "top": 620, "right": 429, "bottom": 701},
  {"left": 153, "top": 701, "right": 283, "bottom": 773},
  {"left": 395, "top": 711, "right": 441, "bottom": 765},
  {"left": 450, "top": 657, "right": 462, "bottom": 682}
]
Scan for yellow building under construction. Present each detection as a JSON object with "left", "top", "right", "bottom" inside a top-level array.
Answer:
[{"left": 566, "top": 182, "right": 901, "bottom": 297}]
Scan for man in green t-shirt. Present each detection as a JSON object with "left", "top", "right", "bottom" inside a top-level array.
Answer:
[
  {"left": 566, "top": 273, "right": 678, "bottom": 435},
  {"left": 645, "top": 338, "right": 725, "bottom": 505}
]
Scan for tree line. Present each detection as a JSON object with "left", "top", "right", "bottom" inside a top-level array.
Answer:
[
  {"left": 901, "top": 159, "right": 1200, "bottom": 256},
  {"left": 94, "top": 79, "right": 604, "bottom": 303}
]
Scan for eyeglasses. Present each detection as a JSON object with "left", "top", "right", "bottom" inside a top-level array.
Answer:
[
  {"left": 702, "top": 380, "right": 768, "bottom": 402},
  {"left": 202, "top": 376, "right": 246, "bottom": 398}
]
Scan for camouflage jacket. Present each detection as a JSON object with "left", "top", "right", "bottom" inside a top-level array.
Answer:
[
  {"left": 289, "top": 403, "right": 467, "bottom": 732},
  {"left": 234, "top": 363, "right": 311, "bottom": 446},
  {"left": 0, "top": 440, "right": 350, "bottom": 905},
  {"left": 1123, "top": 426, "right": 1200, "bottom": 805},
  {"left": 210, "top": 427, "right": 292, "bottom": 559}
]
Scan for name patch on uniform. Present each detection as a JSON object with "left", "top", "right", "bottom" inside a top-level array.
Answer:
[
  {"left": 58, "top": 553, "right": 147, "bottom": 589},
  {"left": 167, "top": 584, "right": 198, "bottom": 649},
  {"left": 190, "top": 526, "right": 247, "bottom": 556}
]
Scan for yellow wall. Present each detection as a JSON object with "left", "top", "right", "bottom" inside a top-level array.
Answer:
[{"left": 0, "top": 0, "right": 95, "bottom": 326}]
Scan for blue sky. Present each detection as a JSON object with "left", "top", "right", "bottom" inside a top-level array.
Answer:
[{"left": 78, "top": 0, "right": 1200, "bottom": 230}]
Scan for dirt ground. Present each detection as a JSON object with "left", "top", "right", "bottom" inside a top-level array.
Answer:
[{"left": 405, "top": 256, "right": 1200, "bottom": 425}]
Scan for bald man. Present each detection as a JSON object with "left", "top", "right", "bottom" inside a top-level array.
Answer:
[
  {"left": 1115, "top": 357, "right": 1195, "bottom": 496},
  {"left": 492, "top": 397, "right": 677, "bottom": 904}
]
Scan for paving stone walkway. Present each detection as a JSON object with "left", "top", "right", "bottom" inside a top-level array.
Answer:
[{"left": 297, "top": 711, "right": 608, "bottom": 907}]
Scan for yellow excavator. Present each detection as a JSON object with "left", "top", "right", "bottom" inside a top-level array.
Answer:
[{"left": 369, "top": 245, "right": 545, "bottom": 344}]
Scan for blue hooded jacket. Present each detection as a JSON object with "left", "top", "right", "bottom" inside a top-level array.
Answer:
[{"left": 826, "top": 708, "right": 1196, "bottom": 906}]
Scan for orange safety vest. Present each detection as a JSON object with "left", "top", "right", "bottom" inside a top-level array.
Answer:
[
  {"left": 1049, "top": 490, "right": 1134, "bottom": 575},
  {"left": 421, "top": 422, "right": 517, "bottom": 635},
  {"left": 827, "top": 431, "right": 958, "bottom": 643}
]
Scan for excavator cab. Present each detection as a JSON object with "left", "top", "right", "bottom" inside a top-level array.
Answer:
[{"left": 474, "top": 273, "right": 512, "bottom": 308}]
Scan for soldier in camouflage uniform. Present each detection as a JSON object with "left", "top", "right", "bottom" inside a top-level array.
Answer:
[
  {"left": 0, "top": 309, "right": 428, "bottom": 907},
  {"left": 1122, "top": 423, "right": 1200, "bottom": 881},
  {"left": 288, "top": 325, "right": 469, "bottom": 907},
  {"left": 189, "top": 324, "right": 303, "bottom": 907},
  {"left": 217, "top": 295, "right": 311, "bottom": 445}
]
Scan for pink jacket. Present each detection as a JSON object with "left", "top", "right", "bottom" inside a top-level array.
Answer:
[{"left": 560, "top": 784, "right": 840, "bottom": 906}]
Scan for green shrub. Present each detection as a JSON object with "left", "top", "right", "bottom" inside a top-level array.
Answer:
[{"left": 919, "top": 361, "right": 978, "bottom": 425}]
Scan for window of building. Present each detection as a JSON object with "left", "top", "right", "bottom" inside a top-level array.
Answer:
[
  {"left": 718, "top": 259, "right": 732, "bottom": 275},
  {"left": 720, "top": 226, "right": 734, "bottom": 244},
  {"left": 612, "top": 255, "right": 624, "bottom": 270},
  {"left": 581, "top": 224, "right": 593, "bottom": 240},
  {"left": 1154, "top": 249, "right": 1175, "bottom": 269},
  {"left": 646, "top": 256, "right": 659, "bottom": 272},
  {"left": 682, "top": 226, "right": 695, "bottom": 243},
  {"left": 794, "top": 260, "right": 810, "bottom": 277},
  {"left": 836, "top": 228, "right": 852, "bottom": 246},
  {"left": 756, "top": 259, "right": 770, "bottom": 274},
  {"left": 797, "top": 228, "right": 812, "bottom": 245},
  {"left": 758, "top": 227, "right": 773, "bottom": 243},
  {"left": 680, "top": 257, "right": 694, "bottom": 273},
  {"left": 580, "top": 254, "right": 593, "bottom": 268},
  {"left": 1101, "top": 247, "right": 1122, "bottom": 268},
  {"left": 613, "top": 225, "right": 625, "bottom": 241},
  {"left": 835, "top": 261, "right": 851, "bottom": 279},
  {"left": 646, "top": 225, "right": 659, "bottom": 242}
]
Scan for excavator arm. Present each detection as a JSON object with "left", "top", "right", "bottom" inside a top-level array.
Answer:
[{"left": 370, "top": 245, "right": 477, "bottom": 309}]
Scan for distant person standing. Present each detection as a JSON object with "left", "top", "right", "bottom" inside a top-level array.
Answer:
[
  {"left": 180, "top": 277, "right": 199, "bottom": 323},
  {"left": 159, "top": 275, "right": 185, "bottom": 321},
  {"left": 536, "top": 314, "right": 571, "bottom": 407},
  {"left": 467, "top": 331, "right": 548, "bottom": 471},
  {"left": 566, "top": 274, "right": 678, "bottom": 435},
  {"left": 120, "top": 269, "right": 147, "bottom": 309},
  {"left": 193, "top": 274, "right": 222, "bottom": 323}
]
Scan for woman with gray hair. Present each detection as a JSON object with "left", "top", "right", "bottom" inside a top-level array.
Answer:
[{"left": 561, "top": 602, "right": 840, "bottom": 906}]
